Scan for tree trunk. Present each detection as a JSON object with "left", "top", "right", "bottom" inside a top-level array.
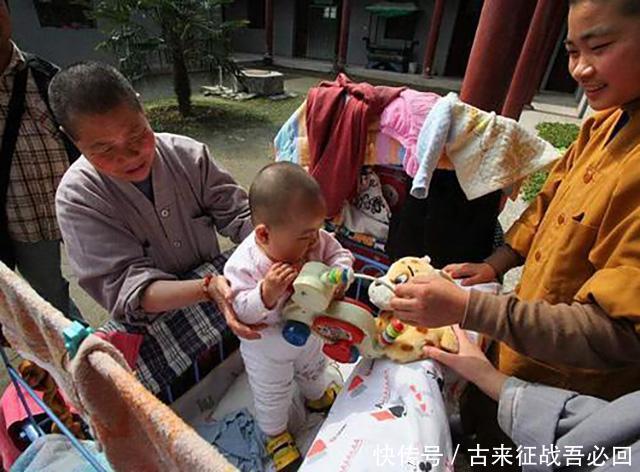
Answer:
[
  {"left": 160, "top": 11, "right": 192, "bottom": 117},
  {"left": 172, "top": 43, "right": 192, "bottom": 117}
]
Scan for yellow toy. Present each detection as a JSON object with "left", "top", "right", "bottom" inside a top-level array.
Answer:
[{"left": 368, "top": 256, "right": 460, "bottom": 363}]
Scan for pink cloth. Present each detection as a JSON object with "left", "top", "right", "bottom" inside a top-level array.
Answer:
[
  {"left": 380, "top": 89, "right": 441, "bottom": 177},
  {"left": 94, "top": 331, "right": 142, "bottom": 369},
  {"left": 0, "top": 386, "right": 21, "bottom": 470},
  {"left": 224, "top": 229, "right": 354, "bottom": 326},
  {"left": 0, "top": 383, "right": 80, "bottom": 469}
]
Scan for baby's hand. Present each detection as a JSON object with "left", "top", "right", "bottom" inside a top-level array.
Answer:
[
  {"left": 443, "top": 262, "right": 497, "bottom": 286},
  {"left": 261, "top": 262, "right": 298, "bottom": 309},
  {"left": 333, "top": 284, "right": 347, "bottom": 300}
]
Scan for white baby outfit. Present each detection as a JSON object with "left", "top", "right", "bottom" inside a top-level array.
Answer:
[{"left": 224, "top": 229, "right": 353, "bottom": 435}]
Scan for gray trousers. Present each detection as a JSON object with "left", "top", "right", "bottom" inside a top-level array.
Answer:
[{"left": 12, "top": 239, "right": 83, "bottom": 322}]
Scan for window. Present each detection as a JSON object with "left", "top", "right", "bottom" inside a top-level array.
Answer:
[
  {"left": 323, "top": 6, "right": 338, "bottom": 19},
  {"left": 247, "top": 2, "right": 265, "bottom": 29},
  {"left": 384, "top": 15, "right": 416, "bottom": 41},
  {"left": 33, "top": 0, "right": 95, "bottom": 29}
]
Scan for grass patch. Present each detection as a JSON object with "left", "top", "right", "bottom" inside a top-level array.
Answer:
[
  {"left": 536, "top": 122, "right": 581, "bottom": 149},
  {"left": 520, "top": 122, "right": 580, "bottom": 203},
  {"left": 145, "top": 94, "right": 305, "bottom": 136}
]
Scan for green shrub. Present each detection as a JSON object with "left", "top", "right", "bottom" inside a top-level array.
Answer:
[
  {"left": 521, "top": 170, "right": 550, "bottom": 203},
  {"left": 520, "top": 122, "right": 580, "bottom": 203},
  {"left": 535, "top": 122, "right": 580, "bottom": 148}
]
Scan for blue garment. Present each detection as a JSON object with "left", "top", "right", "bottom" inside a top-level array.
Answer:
[
  {"left": 273, "top": 103, "right": 303, "bottom": 164},
  {"left": 195, "top": 408, "right": 268, "bottom": 472},
  {"left": 412, "top": 93, "right": 455, "bottom": 199},
  {"left": 11, "top": 434, "right": 112, "bottom": 472}
]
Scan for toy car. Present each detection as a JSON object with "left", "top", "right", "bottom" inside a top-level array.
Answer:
[{"left": 281, "top": 262, "right": 380, "bottom": 363}]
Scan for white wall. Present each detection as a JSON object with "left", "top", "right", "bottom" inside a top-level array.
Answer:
[
  {"left": 9, "top": 0, "right": 113, "bottom": 67},
  {"left": 228, "top": 0, "right": 296, "bottom": 57}
]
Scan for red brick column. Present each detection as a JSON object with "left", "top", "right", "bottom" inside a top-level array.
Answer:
[
  {"left": 264, "top": 0, "right": 274, "bottom": 64},
  {"left": 460, "top": 0, "right": 537, "bottom": 112},
  {"left": 336, "top": 0, "right": 352, "bottom": 70},
  {"left": 422, "top": 0, "right": 445, "bottom": 77},
  {"left": 502, "top": 0, "right": 566, "bottom": 119}
]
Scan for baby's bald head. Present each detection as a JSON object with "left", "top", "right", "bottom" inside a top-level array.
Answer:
[{"left": 249, "top": 162, "right": 325, "bottom": 227}]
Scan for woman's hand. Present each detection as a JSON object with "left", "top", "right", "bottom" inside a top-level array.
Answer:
[
  {"left": 208, "top": 275, "right": 266, "bottom": 340},
  {"left": 423, "top": 325, "right": 507, "bottom": 401},
  {"left": 443, "top": 262, "right": 497, "bottom": 286},
  {"left": 390, "top": 273, "right": 469, "bottom": 327}
]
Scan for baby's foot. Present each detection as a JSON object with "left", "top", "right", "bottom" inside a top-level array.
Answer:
[
  {"left": 306, "top": 383, "right": 341, "bottom": 413},
  {"left": 266, "top": 430, "right": 302, "bottom": 471}
]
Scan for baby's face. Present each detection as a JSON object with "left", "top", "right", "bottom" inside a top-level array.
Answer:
[{"left": 266, "top": 204, "right": 326, "bottom": 265}]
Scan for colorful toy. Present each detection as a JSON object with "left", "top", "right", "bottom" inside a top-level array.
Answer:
[
  {"left": 282, "top": 262, "right": 389, "bottom": 363},
  {"left": 282, "top": 256, "right": 459, "bottom": 364},
  {"left": 368, "top": 256, "right": 460, "bottom": 363},
  {"left": 377, "top": 318, "right": 405, "bottom": 347}
]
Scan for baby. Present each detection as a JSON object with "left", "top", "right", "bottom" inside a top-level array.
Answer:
[{"left": 224, "top": 162, "right": 353, "bottom": 471}]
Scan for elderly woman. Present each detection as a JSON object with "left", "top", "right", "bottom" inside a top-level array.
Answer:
[{"left": 51, "top": 62, "right": 261, "bottom": 399}]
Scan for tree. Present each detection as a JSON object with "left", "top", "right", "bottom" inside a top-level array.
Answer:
[{"left": 94, "top": 0, "right": 246, "bottom": 116}]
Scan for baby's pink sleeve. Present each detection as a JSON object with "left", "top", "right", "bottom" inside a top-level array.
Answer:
[
  {"left": 223, "top": 250, "right": 281, "bottom": 325},
  {"left": 318, "top": 229, "right": 354, "bottom": 268}
]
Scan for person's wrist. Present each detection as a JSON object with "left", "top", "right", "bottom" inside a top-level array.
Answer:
[
  {"left": 484, "top": 263, "right": 497, "bottom": 280},
  {"left": 201, "top": 274, "right": 215, "bottom": 302},
  {"left": 455, "top": 287, "right": 471, "bottom": 324},
  {"left": 479, "top": 367, "right": 508, "bottom": 401},
  {"left": 260, "top": 282, "right": 276, "bottom": 309}
]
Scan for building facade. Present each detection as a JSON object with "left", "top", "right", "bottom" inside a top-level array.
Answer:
[{"left": 226, "top": 0, "right": 577, "bottom": 97}]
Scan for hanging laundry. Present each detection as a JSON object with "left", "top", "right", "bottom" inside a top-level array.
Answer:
[
  {"left": 339, "top": 167, "right": 392, "bottom": 242},
  {"left": 273, "top": 100, "right": 406, "bottom": 169},
  {"left": 379, "top": 89, "right": 441, "bottom": 177},
  {"left": 306, "top": 74, "right": 404, "bottom": 216},
  {"left": 412, "top": 92, "right": 560, "bottom": 200}
]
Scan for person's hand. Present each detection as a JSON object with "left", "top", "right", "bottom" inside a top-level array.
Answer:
[
  {"left": 390, "top": 273, "right": 469, "bottom": 327},
  {"left": 261, "top": 262, "right": 298, "bottom": 309},
  {"left": 333, "top": 282, "right": 347, "bottom": 300},
  {"left": 443, "top": 262, "right": 497, "bottom": 286},
  {"left": 208, "top": 275, "right": 266, "bottom": 340},
  {"left": 423, "top": 325, "right": 507, "bottom": 401}
]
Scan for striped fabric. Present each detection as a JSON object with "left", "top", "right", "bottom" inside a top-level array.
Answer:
[{"left": 101, "top": 253, "right": 239, "bottom": 397}]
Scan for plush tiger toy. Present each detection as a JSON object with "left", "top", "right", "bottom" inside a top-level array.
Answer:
[{"left": 368, "top": 256, "right": 459, "bottom": 363}]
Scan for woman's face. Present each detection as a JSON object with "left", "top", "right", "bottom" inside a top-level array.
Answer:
[
  {"left": 566, "top": 0, "right": 640, "bottom": 110},
  {"left": 69, "top": 102, "right": 156, "bottom": 182}
]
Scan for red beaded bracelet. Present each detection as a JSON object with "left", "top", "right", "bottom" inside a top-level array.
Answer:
[{"left": 202, "top": 274, "right": 214, "bottom": 301}]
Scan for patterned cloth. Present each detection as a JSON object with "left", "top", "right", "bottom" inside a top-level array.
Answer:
[
  {"left": 336, "top": 167, "right": 392, "bottom": 242},
  {"left": 300, "top": 358, "right": 454, "bottom": 472},
  {"left": 412, "top": 92, "right": 560, "bottom": 201},
  {"left": 273, "top": 100, "right": 406, "bottom": 168},
  {"left": 101, "top": 252, "right": 237, "bottom": 395},
  {"left": 0, "top": 43, "right": 69, "bottom": 242}
]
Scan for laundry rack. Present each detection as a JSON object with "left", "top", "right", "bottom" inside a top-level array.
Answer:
[
  {"left": 0, "top": 253, "right": 389, "bottom": 471},
  {"left": 0, "top": 345, "right": 107, "bottom": 471}
]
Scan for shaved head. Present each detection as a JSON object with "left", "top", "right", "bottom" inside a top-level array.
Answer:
[
  {"left": 249, "top": 162, "right": 325, "bottom": 227},
  {"left": 569, "top": 0, "right": 640, "bottom": 16}
]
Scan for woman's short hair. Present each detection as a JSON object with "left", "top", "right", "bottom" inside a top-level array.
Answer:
[{"left": 48, "top": 61, "right": 141, "bottom": 137}]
